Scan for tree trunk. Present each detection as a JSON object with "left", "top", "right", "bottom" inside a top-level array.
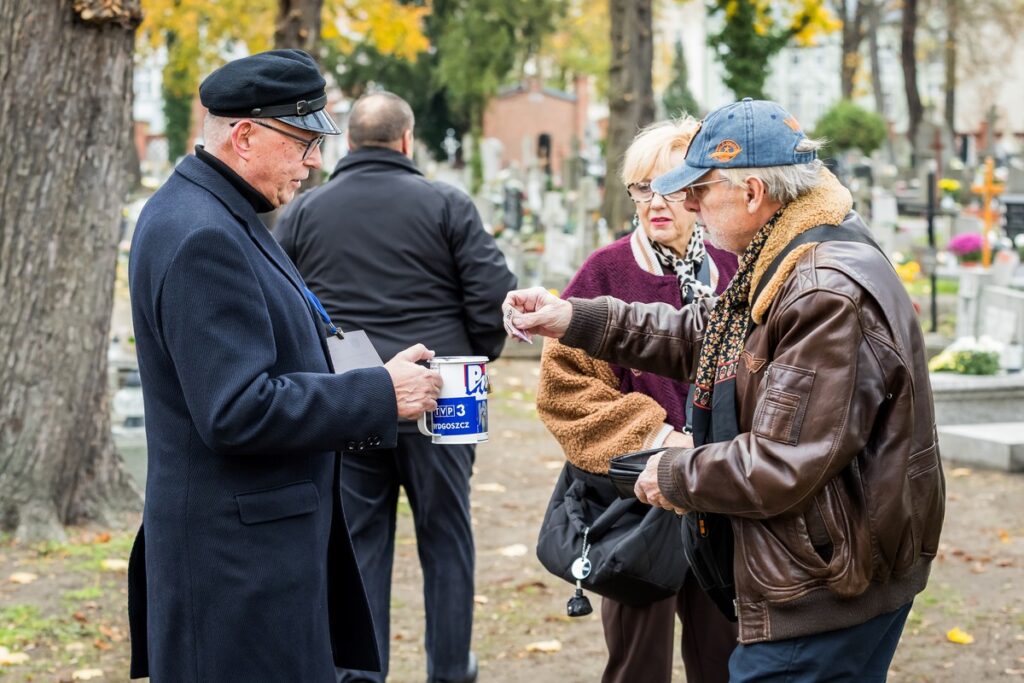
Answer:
[
  {"left": 0, "top": 0, "right": 142, "bottom": 540},
  {"left": 901, "top": 0, "right": 923, "bottom": 164},
  {"left": 274, "top": 0, "right": 323, "bottom": 57},
  {"left": 868, "top": 1, "right": 885, "bottom": 115},
  {"left": 275, "top": 0, "right": 325, "bottom": 193},
  {"left": 602, "top": 0, "right": 655, "bottom": 237},
  {"left": 840, "top": 0, "right": 868, "bottom": 100},
  {"left": 943, "top": 0, "right": 957, "bottom": 134}
]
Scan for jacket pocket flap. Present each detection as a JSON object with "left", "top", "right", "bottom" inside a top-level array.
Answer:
[{"left": 235, "top": 481, "right": 319, "bottom": 525}]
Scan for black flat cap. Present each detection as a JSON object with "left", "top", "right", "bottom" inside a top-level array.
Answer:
[{"left": 199, "top": 49, "right": 340, "bottom": 135}]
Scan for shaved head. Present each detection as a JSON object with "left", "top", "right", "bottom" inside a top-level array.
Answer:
[{"left": 347, "top": 91, "right": 415, "bottom": 151}]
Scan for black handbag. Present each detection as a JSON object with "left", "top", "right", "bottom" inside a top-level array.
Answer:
[
  {"left": 535, "top": 461, "right": 688, "bottom": 614},
  {"left": 609, "top": 448, "right": 738, "bottom": 622}
]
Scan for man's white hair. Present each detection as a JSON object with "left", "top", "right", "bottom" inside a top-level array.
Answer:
[
  {"left": 202, "top": 113, "right": 234, "bottom": 152},
  {"left": 718, "top": 138, "right": 826, "bottom": 204}
]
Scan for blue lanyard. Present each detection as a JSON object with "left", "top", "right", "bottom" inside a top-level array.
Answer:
[{"left": 303, "top": 287, "right": 344, "bottom": 339}]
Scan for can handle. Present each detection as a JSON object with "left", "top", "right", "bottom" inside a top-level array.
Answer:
[{"left": 417, "top": 411, "right": 436, "bottom": 437}]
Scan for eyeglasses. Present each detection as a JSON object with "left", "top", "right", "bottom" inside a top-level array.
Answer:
[
  {"left": 231, "top": 119, "right": 325, "bottom": 161},
  {"left": 626, "top": 177, "right": 730, "bottom": 203}
]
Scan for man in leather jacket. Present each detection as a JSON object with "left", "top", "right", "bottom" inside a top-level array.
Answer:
[{"left": 503, "top": 99, "right": 944, "bottom": 682}]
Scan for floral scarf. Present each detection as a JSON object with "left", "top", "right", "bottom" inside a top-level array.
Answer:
[
  {"left": 649, "top": 224, "right": 716, "bottom": 305},
  {"left": 689, "top": 210, "right": 782, "bottom": 446}
]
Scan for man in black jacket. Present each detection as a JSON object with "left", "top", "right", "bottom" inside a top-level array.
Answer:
[{"left": 276, "top": 91, "right": 516, "bottom": 683}]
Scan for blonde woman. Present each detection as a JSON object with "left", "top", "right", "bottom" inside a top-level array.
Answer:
[{"left": 537, "top": 120, "right": 738, "bottom": 683}]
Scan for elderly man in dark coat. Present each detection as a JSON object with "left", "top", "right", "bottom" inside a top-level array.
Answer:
[{"left": 126, "top": 50, "right": 442, "bottom": 682}]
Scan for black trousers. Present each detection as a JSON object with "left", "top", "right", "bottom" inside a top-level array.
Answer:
[
  {"left": 601, "top": 572, "right": 738, "bottom": 683},
  {"left": 336, "top": 434, "right": 475, "bottom": 682}
]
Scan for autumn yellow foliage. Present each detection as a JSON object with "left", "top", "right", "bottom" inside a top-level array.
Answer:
[{"left": 138, "top": 0, "right": 430, "bottom": 95}]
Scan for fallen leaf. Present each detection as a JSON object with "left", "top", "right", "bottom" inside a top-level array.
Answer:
[
  {"left": 93, "top": 638, "right": 112, "bottom": 651},
  {"left": 544, "top": 614, "right": 573, "bottom": 623},
  {"left": 65, "top": 642, "right": 87, "bottom": 654},
  {"left": 8, "top": 572, "right": 38, "bottom": 584},
  {"left": 515, "top": 580, "right": 548, "bottom": 592},
  {"left": 100, "top": 558, "right": 128, "bottom": 571},
  {"left": 475, "top": 483, "right": 506, "bottom": 493},
  {"left": 93, "top": 532, "right": 111, "bottom": 544},
  {"left": 497, "top": 544, "right": 527, "bottom": 558},
  {"left": 72, "top": 669, "right": 105, "bottom": 680},
  {"left": 525, "top": 639, "right": 562, "bottom": 653},
  {"left": 946, "top": 627, "right": 974, "bottom": 645},
  {"left": 0, "top": 646, "right": 30, "bottom": 665},
  {"left": 474, "top": 595, "right": 489, "bottom": 604},
  {"left": 999, "top": 529, "right": 1011, "bottom": 544},
  {"left": 970, "top": 562, "right": 987, "bottom": 574},
  {"left": 950, "top": 467, "right": 972, "bottom": 478},
  {"left": 99, "top": 625, "right": 124, "bottom": 642},
  {"left": 73, "top": 611, "right": 88, "bottom": 623}
]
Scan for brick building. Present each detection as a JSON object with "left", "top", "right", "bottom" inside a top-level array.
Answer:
[{"left": 482, "top": 77, "right": 588, "bottom": 178}]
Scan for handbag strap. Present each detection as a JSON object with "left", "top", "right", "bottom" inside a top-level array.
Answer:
[{"left": 563, "top": 479, "right": 638, "bottom": 540}]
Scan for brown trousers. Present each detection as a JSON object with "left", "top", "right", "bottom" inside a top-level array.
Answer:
[{"left": 600, "top": 573, "right": 737, "bottom": 683}]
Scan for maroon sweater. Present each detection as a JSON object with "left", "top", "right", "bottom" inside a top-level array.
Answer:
[{"left": 561, "top": 235, "right": 737, "bottom": 429}]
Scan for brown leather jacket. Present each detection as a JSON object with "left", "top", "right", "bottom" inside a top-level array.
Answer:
[{"left": 562, "top": 205, "right": 944, "bottom": 644}]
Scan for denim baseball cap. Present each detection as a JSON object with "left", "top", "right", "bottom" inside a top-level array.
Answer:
[{"left": 652, "top": 98, "right": 815, "bottom": 195}]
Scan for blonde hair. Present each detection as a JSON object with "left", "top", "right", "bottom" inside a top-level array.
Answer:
[{"left": 620, "top": 117, "right": 700, "bottom": 186}]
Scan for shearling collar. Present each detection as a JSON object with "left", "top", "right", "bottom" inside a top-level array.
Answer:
[{"left": 749, "top": 168, "right": 852, "bottom": 324}]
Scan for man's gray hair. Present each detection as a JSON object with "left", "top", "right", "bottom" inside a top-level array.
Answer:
[
  {"left": 718, "top": 138, "right": 826, "bottom": 204},
  {"left": 202, "top": 113, "right": 234, "bottom": 152}
]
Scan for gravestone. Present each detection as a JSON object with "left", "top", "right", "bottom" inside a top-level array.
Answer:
[
  {"left": 870, "top": 187, "right": 898, "bottom": 255},
  {"left": 955, "top": 269, "right": 995, "bottom": 338},
  {"left": 1003, "top": 193, "right": 1024, "bottom": 243},
  {"left": 980, "top": 285, "right": 1024, "bottom": 347},
  {"left": 480, "top": 138, "right": 503, "bottom": 188},
  {"left": 952, "top": 214, "right": 983, "bottom": 237},
  {"left": 442, "top": 128, "right": 461, "bottom": 166},
  {"left": 542, "top": 193, "right": 577, "bottom": 281},
  {"left": 937, "top": 422, "right": 1024, "bottom": 471}
]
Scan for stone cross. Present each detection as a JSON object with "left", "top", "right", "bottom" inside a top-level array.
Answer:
[
  {"left": 442, "top": 128, "right": 461, "bottom": 166},
  {"left": 971, "top": 157, "right": 1005, "bottom": 267}
]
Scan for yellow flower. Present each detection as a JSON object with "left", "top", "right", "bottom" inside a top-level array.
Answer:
[
  {"left": 895, "top": 260, "right": 921, "bottom": 283},
  {"left": 938, "top": 178, "right": 961, "bottom": 193}
]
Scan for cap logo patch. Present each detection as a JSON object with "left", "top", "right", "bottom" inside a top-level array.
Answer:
[
  {"left": 783, "top": 116, "right": 801, "bottom": 132},
  {"left": 709, "top": 139, "right": 742, "bottom": 162}
]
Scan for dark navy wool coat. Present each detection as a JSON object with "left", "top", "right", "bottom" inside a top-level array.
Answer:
[{"left": 127, "top": 155, "right": 395, "bottom": 682}]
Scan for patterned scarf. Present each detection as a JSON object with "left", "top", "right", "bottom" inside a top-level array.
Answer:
[
  {"left": 689, "top": 210, "right": 782, "bottom": 447},
  {"left": 650, "top": 225, "right": 716, "bottom": 304}
]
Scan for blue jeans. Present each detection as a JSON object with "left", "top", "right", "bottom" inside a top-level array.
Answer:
[
  {"left": 336, "top": 434, "right": 475, "bottom": 683},
  {"left": 729, "top": 602, "right": 913, "bottom": 682}
]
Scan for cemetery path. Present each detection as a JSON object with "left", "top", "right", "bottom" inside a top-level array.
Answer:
[{"left": 0, "top": 358, "right": 1022, "bottom": 681}]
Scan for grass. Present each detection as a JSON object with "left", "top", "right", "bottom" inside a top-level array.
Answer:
[
  {"left": 28, "top": 532, "right": 134, "bottom": 573},
  {"left": 62, "top": 585, "right": 105, "bottom": 603},
  {"left": 904, "top": 278, "right": 960, "bottom": 297},
  {"left": 0, "top": 604, "right": 53, "bottom": 649},
  {"left": 0, "top": 603, "right": 104, "bottom": 653}
]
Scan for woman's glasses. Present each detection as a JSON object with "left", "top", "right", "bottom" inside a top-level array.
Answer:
[{"left": 626, "top": 177, "right": 729, "bottom": 203}]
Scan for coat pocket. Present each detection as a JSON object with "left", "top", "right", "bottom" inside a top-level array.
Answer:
[
  {"left": 235, "top": 480, "right": 320, "bottom": 525},
  {"left": 752, "top": 362, "right": 815, "bottom": 445}
]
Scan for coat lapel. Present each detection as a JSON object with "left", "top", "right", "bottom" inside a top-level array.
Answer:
[{"left": 174, "top": 156, "right": 334, "bottom": 366}]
